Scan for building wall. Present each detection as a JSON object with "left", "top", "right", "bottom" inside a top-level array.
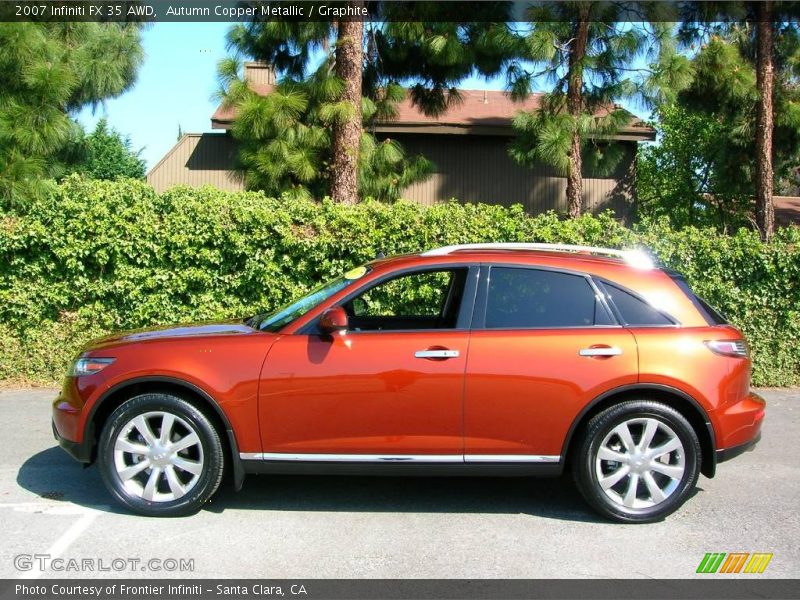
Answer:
[
  {"left": 147, "top": 133, "right": 245, "bottom": 193},
  {"left": 148, "top": 131, "right": 636, "bottom": 220},
  {"left": 385, "top": 133, "right": 636, "bottom": 220},
  {"left": 775, "top": 196, "right": 800, "bottom": 227}
]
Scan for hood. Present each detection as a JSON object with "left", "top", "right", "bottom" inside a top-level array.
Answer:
[{"left": 85, "top": 320, "right": 260, "bottom": 350}]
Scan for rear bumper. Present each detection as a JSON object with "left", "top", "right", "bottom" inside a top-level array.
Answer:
[
  {"left": 717, "top": 432, "right": 761, "bottom": 464},
  {"left": 714, "top": 391, "right": 765, "bottom": 463}
]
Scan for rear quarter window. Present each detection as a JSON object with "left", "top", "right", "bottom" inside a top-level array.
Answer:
[
  {"left": 598, "top": 281, "right": 675, "bottom": 326},
  {"left": 668, "top": 274, "right": 729, "bottom": 325}
]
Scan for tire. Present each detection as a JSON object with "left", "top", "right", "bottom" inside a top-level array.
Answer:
[
  {"left": 97, "top": 393, "right": 224, "bottom": 517},
  {"left": 572, "top": 400, "right": 700, "bottom": 523}
]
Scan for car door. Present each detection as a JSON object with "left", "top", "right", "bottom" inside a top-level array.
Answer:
[
  {"left": 258, "top": 265, "right": 477, "bottom": 458},
  {"left": 463, "top": 265, "right": 638, "bottom": 461}
]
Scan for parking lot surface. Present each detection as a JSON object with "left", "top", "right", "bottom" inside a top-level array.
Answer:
[{"left": 0, "top": 388, "right": 798, "bottom": 579}]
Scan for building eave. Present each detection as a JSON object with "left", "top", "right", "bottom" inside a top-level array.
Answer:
[
  {"left": 371, "top": 122, "right": 655, "bottom": 142},
  {"left": 211, "top": 118, "right": 655, "bottom": 142}
]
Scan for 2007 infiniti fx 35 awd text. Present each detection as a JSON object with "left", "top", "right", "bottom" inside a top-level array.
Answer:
[{"left": 52, "top": 243, "right": 764, "bottom": 522}]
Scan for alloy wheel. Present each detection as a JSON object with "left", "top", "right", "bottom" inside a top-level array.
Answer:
[
  {"left": 113, "top": 411, "right": 205, "bottom": 502},
  {"left": 594, "top": 417, "right": 686, "bottom": 510}
]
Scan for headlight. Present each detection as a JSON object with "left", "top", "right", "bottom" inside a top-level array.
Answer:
[{"left": 68, "top": 357, "right": 115, "bottom": 377}]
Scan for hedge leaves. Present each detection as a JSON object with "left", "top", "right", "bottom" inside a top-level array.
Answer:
[{"left": 1, "top": 176, "right": 798, "bottom": 386}]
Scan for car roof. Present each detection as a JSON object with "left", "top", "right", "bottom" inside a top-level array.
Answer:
[{"left": 369, "top": 244, "right": 656, "bottom": 273}]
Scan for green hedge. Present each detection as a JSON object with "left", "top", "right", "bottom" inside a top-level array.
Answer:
[{"left": 2, "top": 176, "right": 798, "bottom": 386}]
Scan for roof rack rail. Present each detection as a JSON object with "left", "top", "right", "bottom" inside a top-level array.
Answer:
[{"left": 421, "top": 243, "right": 655, "bottom": 269}]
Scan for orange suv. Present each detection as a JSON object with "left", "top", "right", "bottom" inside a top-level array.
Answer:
[{"left": 52, "top": 244, "right": 765, "bottom": 522}]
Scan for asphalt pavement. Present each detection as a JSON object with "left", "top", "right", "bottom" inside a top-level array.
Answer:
[{"left": 0, "top": 387, "right": 798, "bottom": 579}]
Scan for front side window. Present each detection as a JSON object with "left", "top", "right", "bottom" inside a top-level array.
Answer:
[
  {"left": 485, "top": 267, "right": 610, "bottom": 328},
  {"left": 343, "top": 268, "right": 468, "bottom": 331}
]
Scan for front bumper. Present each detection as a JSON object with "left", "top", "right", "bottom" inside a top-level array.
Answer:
[
  {"left": 52, "top": 418, "right": 94, "bottom": 464},
  {"left": 52, "top": 377, "right": 98, "bottom": 464}
]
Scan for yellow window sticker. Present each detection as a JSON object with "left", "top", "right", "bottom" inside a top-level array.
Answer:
[{"left": 343, "top": 266, "right": 368, "bottom": 280}]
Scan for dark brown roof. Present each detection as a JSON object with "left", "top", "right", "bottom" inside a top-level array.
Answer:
[{"left": 211, "top": 87, "right": 655, "bottom": 141}]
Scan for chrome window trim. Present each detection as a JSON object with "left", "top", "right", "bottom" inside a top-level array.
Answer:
[{"left": 240, "top": 453, "right": 560, "bottom": 463}]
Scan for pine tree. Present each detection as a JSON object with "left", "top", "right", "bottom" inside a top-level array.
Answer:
[
  {"left": 66, "top": 118, "right": 146, "bottom": 181},
  {"left": 370, "top": 10, "right": 518, "bottom": 116},
  {"left": 218, "top": 54, "right": 432, "bottom": 201},
  {"left": 672, "top": 6, "right": 800, "bottom": 237},
  {"left": 329, "top": 7, "right": 363, "bottom": 205},
  {"left": 507, "top": 3, "right": 679, "bottom": 218},
  {"left": 754, "top": 0, "right": 776, "bottom": 240},
  {"left": 0, "top": 23, "right": 144, "bottom": 210},
  {"left": 220, "top": 4, "right": 516, "bottom": 202}
]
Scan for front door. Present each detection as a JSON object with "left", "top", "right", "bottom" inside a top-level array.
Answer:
[{"left": 259, "top": 266, "right": 475, "bottom": 457}]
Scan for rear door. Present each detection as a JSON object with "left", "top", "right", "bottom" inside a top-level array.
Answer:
[{"left": 463, "top": 265, "right": 638, "bottom": 461}]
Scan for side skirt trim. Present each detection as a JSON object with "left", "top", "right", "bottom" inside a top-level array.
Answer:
[{"left": 239, "top": 452, "right": 560, "bottom": 463}]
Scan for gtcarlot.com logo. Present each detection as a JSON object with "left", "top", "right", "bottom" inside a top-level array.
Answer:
[
  {"left": 696, "top": 552, "right": 773, "bottom": 574},
  {"left": 14, "top": 554, "right": 194, "bottom": 573}
]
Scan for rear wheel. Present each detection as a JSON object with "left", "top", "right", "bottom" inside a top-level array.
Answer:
[
  {"left": 572, "top": 400, "right": 700, "bottom": 523},
  {"left": 98, "top": 393, "right": 224, "bottom": 517}
]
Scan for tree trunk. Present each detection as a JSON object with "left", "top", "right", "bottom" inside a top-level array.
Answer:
[
  {"left": 754, "top": 0, "right": 775, "bottom": 240},
  {"left": 330, "top": 5, "right": 364, "bottom": 205},
  {"left": 565, "top": 9, "right": 589, "bottom": 219}
]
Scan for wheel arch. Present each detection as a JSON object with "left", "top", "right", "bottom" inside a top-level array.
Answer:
[
  {"left": 561, "top": 384, "right": 717, "bottom": 478},
  {"left": 88, "top": 376, "right": 245, "bottom": 489}
]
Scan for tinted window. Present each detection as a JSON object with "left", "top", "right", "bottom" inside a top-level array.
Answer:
[
  {"left": 696, "top": 296, "right": 728, "bottom": 325},
  {"left": 600, "top": 282, "right": 674, "bottom": 326},
  {"left": 669, "top": 274, "right": 728, "bottom": 325},
  {"left": 344, "top": 268, "right": 467, "bottom": 331},
  {"left": 485, "top": 268, "right": 609, "bottom": 328}
]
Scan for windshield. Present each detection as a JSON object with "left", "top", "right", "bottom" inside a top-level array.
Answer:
[{"left": 247, "top": 266, "right": 370, "bottom": 332}]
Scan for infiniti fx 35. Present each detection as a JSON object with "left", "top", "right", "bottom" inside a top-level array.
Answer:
[{"left": 52, "top": 244, "right": 765, "bottom": 522}]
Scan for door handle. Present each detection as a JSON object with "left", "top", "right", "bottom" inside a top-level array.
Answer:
[
  {"left": 579, "top": 346, "right": 622, "bottom": 357},
  {"left": 415, "top": 349, "right": 460, "bottom": 359}
]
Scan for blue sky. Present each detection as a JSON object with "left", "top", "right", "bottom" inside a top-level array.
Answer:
[
  {"left": 76, "top": 23, "right": 233, "bottom": 170},
  {"left": 76, "top": 23, "right": 648, "bottom": 171}
]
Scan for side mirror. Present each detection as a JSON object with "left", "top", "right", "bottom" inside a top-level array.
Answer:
[{"left": 319, "top": 306, "right": 348, "bottom": 334}]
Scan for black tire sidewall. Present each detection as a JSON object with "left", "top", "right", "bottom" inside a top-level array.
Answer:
[
  {"left": 98, "top": 393, "right": 224, "bottom": 517},
  {"left": 574, "top": 401, "right": 700, "bottom": 523}
]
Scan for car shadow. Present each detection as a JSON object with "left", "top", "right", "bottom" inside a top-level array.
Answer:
[
  {"left": 16, "top": 447, "right": 126, "bottom": 513},
  {"left": 18, "top": 447, "right": 652, "bottom": 524}
]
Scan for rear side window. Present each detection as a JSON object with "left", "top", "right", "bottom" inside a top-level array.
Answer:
[
  {"left": 598, "top": 281, "right": 674, "bottom": 326},
  {"left": 485, "top": 267, "right": 612, "bottom": 328},
  {"left": 669, "top": 274, "right": 728, "bottom": 325}
]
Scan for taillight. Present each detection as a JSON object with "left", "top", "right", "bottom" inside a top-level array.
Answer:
[{"left": 704, "top": 339, "right": 748, "bottom": 358}]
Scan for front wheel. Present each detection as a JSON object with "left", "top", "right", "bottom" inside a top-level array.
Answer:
[
  {"left": 572, "top": 400, "right": 700, "bottom": 523},
  {"left": 98, "top": 393, "right": 224, "bottom": 517}
]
